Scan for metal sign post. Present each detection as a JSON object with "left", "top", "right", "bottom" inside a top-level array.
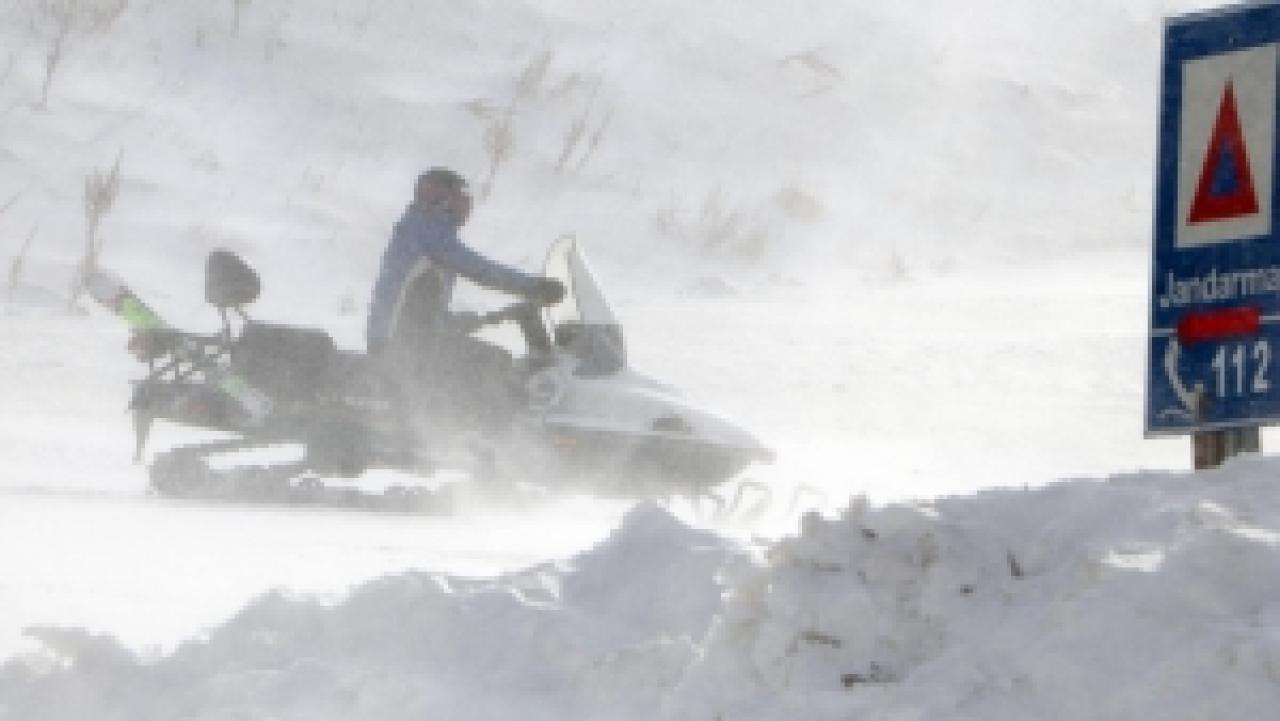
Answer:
[
  {"left": 1147, "top": 2, "right": 1280, "bottom": 467},
  {"left": 1193, "top": 426, "right": 1261, "bottom": 469}
]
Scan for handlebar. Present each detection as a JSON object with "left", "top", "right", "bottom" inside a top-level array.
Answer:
[
  {"left": 452, "top": 302, "right": 535, "bottom": 334},
  {"left": 478, "top": 301, "right": 540, "bottom": 327},
  {"left": 457, "top": 301, "right": 552, "bottom": 353}
]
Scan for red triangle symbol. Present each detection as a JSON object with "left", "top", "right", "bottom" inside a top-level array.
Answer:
[{"left": 1188, "top": 80, "right": 1260, "bottom": 224}]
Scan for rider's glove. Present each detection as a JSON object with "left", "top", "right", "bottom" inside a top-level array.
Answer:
[{"left": 528, "top": 278, "right": 566, "bottom": 306}]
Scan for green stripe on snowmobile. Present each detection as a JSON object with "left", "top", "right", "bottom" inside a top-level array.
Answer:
[
  {"left": 118, "top": 296, "right": 166, "bottom": 330},
  {"left": 217, "top": 374, "right": 272, "bottom": 419},
  {"left": 91, "top": 272, "right": 274, "bottom": 426}
]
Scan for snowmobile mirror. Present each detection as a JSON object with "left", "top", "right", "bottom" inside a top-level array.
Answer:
[{"left": 205, "top": 250, "right": 260, "bottom": 309}]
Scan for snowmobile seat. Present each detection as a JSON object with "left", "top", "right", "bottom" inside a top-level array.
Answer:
[{"left": 233, "top": 322, "right": 337, "bottom": 403}]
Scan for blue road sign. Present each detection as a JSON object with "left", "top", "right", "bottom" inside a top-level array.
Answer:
[{"left": 1148, "top": 1, "right": 1280, "bottom": 435}]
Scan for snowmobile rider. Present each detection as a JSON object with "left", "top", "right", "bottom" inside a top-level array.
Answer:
[{"left": 366, "top": 167, "right": 565, "bottom": 427}]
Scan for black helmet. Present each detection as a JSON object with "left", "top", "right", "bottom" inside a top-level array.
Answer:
[
  {"left": 416, "top": 167, "right": 466, "bottom": 198},
  {"left": 414, "top": 167, "right": 472, "bottom": 225}
]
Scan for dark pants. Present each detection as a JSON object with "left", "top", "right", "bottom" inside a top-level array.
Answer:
[{"left": 384, "top": 326, "right": 518, "bottom": 437}]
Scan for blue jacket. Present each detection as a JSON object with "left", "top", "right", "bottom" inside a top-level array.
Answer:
[{"left": 366, "top": 205, "right": 541, "bottom": 350}]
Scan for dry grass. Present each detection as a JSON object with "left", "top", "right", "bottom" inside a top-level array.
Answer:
[
  {"left": 232, "top": 0, "right": 251, "bottom": 36},
  {"left": 516, "top": 49, "right": 552, "bottom": 100},
  {"left": 478, "top": 103, "right": 515, "bottom": 201},
  {"left": 85, "top": 0, "right": 129, "bottom": 32},
  {"left": 653, "top": 183, "right": 826, "bottom": 261},
  {"left": 32, "top": 0, "right": 129, "bottom": 106},
  {"left": 37, "top": 1, "right": 74, "bottom": 109},
  {"left": 0, "top": 51, "right": 18, "bottom": 88},
  {"left": 556, "top": 82, "right": 611, "bottom": 175},
  {"left": 67, "top": 152, "right": 122, "bottom": 308},
  {"left": 7, "top": 226, "right": 37, "bottom": 310},
  {"left": 0, "top": 192, "right": 19, "bottom": 217},
  {"left": 474, "top": 50, "right": 615, "bottom": 196}
]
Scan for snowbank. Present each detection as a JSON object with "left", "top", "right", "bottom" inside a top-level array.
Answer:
[
  {"left": 6, "top": 461, "right": 1280, "bottom": 720},
  {"left": 0, "top": 504, "right": 748, "bottom": 721},
  {"left": 674, "top": 459, "right": 1280, "bottom": 720}
]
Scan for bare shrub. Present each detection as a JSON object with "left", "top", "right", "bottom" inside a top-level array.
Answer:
[
  {"left": 7, "top": 227, "right": 37, "bottom": 310},
  {"left": 888, "top": 249, "right": 909, "bottom": 282},
  {"left": 263, "top": 28, "right": 285, "bottom": 62},
  {"left": 556, "top": 106, "right": 589, "bottom": 171},
  {"left": 353, "top": 0, "right": 389, "bottom": 32},
  {"left": 546, "top": 72, "right": 586, "bottom": 101},
  {"left": 515, "top": 50, "right": 552, "bottom": 100},
  {"left": 37, "top": 0, "right": 75, "bottom": 109},
  {"left": 461, "top": 98, "right": 499, "bottom": 120},
  {"left": 773, "top": 185, "right": 824, "bottom": 222},
  {"left": 472, "top": 50, "right": 557, "bottom": 200},
  {"left": 68, "top": 153, "right": 122, "bottom": 308},
  {"left": 779, "top": 50, "right": 844, "bottom": 97},
  {"left": 697, "top": 189, "right": 760, "bottom": 254},
  {"left": 0, "top": 192, "right": 19, "bottom": 217},
  {"left": 85, "top": 0, "right": 128, "bottom": 32},
  {"left": 232, "top": 0, "right": 251, "bottom": 36},
  {"left": 571, "top": 107, "right": 610, "bottom": 174},
  {"left": 654, "top": 187, "right": 771, "bottom": 260},
  {"left": 1, "top": 51, "right": 18, "bottom": 87},
  {"left": 30, "top": 0, "right": 135, "bottom": 106},
  {"left": 780, "top": 50, "right": 844, "bottom": 81},
  {"left": 556, "top": 82, "right": 611, "bottom": 174},
  {"left": 478, "top": 104, "right": 515, "bottom": 201}
]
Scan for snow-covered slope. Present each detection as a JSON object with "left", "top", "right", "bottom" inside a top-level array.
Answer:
[{"left": 0, "top": 0, "right": 1216, "bottom": 319}]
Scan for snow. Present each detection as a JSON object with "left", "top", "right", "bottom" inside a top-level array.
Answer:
[
  {"left": 675, "top": 462, "right": 1280, "bottom": 719},
  {"left": 1, "top": 504, "right": 748, "bottom": 720},
  {"left": 3, "top": 0, "right": 1279, "bottom": 719},
  {"left": 5, "top": 470, "right": 1280, "bottom": 720}
]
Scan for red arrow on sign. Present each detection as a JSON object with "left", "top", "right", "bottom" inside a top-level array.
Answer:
[{"left": 1188, "top": 80, "right": 1261, "bottom": 224}]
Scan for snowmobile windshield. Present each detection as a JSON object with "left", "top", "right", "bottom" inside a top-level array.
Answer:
[{"left": 543, "top": 236, "right": 625, "bottom": 376}]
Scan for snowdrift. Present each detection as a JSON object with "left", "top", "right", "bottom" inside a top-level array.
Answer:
[
  {"left": 0, "top": 505, "right": 746, "bottom": 721},
  {"left": 673, "top": 461, "right": 1280, "bottom": 720},
  {"left": 5, "top": 459, "right": 1280, "bottom": 720}
]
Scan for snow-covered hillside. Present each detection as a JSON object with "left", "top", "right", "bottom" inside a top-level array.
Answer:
[
  {"left": 0, "top": 0, "right": 1212, "bottom": 313},
  {"left": 4, "top": 0, "right": 1278, "bottom": 719}
]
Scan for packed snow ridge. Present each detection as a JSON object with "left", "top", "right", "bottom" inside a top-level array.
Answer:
[{"left": 5, "top": 459, "right": 1279, "bottom": 721}]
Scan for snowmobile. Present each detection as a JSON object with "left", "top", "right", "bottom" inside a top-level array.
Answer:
[{"left": 87, "top": 237, "right": 773, "bottom": 512}]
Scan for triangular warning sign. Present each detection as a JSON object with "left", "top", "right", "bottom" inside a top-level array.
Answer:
[{"left": 1188, "top": 80, "right": 1261, "bottom": 224}]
